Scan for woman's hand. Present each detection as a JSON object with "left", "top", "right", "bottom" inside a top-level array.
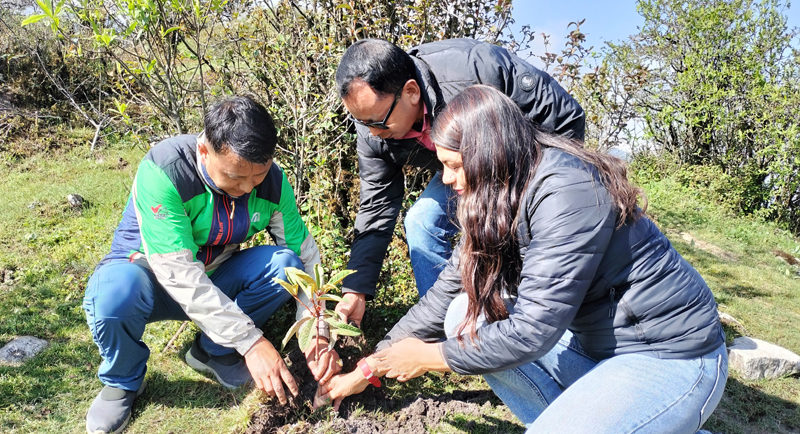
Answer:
[
  {"left": 304, "top": 337, "right": 341, "bottom": 385},
  {"left": 374, "top": 338, "right": 450, "bottom": 382},
  {"left": 314, "top": 370, "right": 369, "bottom": 410}
]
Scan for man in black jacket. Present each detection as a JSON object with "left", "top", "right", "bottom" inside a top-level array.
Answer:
[{"left": 333, "top": 38, "right": 585, "bottom": 326}]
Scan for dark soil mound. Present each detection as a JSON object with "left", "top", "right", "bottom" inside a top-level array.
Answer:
[{"left": 245, "top": 341, "right": 524, "bottom": 434}]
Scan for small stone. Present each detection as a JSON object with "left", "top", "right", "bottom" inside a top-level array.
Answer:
[
  {"left": 67, "top": 194, "right": 85, "bottom": 209},
  {"left": 0, "top": 336, "right": 49, "bottom": 366},
  {"left": 27, "top": 201, "right": 41, "bottom": 209},
  {"left": 718, "top": 311, "right": 743, "bottom": 329},
  {"left": 728, "top": 337, "right": 800, "bottom": 380},
  {"left": 404, "top": 397, "right": 426, "bottom": 416}
]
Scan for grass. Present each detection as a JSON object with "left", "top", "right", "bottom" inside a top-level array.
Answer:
[
  {"left": 0, "top": 137, "right": 799, "bottom": 433},
  {"left": 643, "top": 177, "right": 800, "bottom": 434}
]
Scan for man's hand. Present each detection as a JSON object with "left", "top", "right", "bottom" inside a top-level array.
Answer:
[
  {"left": 335, "top": 293, "right": 366, "bottom": 327},
  {"left": 244, "top": 337, "right": 299, "bottom": 405},
  {"left": 305, "top": 337, "right": 341, "bottom": 385}
]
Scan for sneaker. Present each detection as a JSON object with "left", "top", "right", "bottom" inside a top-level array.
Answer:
[
  {"left": 85, "top": 381, "right": 146, "bottom": 434},
  {"left": 185, "top": 332, "right": 252, "bottom": 389}
]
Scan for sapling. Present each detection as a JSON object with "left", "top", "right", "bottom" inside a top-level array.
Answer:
[{"left": 273, "top": 264, "right": 362, "bottom": 362}]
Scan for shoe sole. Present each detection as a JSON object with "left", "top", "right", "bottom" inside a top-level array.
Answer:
[
  {"left": 185, "top": 349, "right": 242, "bottom": 390},
  {"left": 86, "top": 381, "right": 147, "bottom": 434}
]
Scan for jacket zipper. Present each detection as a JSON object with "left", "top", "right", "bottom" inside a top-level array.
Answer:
[
  {"left": 608, "top": 286, "right": 616, "bottom": 318},
  {"left": 619, "top": 298, "right": 646, "bottom": 341}
]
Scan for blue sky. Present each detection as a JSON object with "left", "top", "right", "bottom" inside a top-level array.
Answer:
[{"left": 512, "top": 1, "right": 800, "bottom": 67}]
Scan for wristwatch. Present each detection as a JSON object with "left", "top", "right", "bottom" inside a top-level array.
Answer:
[{"left": 357, "top": 358, "right": 381, "bottom": 387}]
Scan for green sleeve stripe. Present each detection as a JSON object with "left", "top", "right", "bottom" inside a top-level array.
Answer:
[
  {"left": 134, "top": 160, "right": 199, "bottom": 257},
  {"left": 277, "top": 170, "right": 310, "bottom": 257}
]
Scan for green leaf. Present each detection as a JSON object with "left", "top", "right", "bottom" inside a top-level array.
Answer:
[
  {"left": 314, "top": 263, "right": 324, "bottom": 289},
  {"left": 325, "top": 269, "right": 357, "bottom": 288},
  {"left": 162, "top": 26, "right": 181, "bottom": 37},
  {"left": 323, "top": 318, "right": 362, "bottom": 336},
  {"left": 281, "top": 316, "right": 311, "bottom": 351},
  {"left": 21, "top": 14, "right": 47, "bottom": 26},
  {"left": 318, "top": 294, "right": 344, "bottom": 303},
  {"left": 333, "top": 322, "right": 362, "bottom": 336},
  {"left": 297, "top": 317, "right": 316, "bottom": 351},
  {"left": 285, "top": 267, "right": 316, "bottom": 300},
  {"left": 35, "top": 0, "right": 52, "bottom": 16},
  {"left": 272, "top": 277, "right": 298, "bottom": 297}
]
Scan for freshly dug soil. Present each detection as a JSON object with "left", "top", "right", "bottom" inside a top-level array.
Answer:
[{"left": 245, "top": 341, "right": 523, "bottom": 434}]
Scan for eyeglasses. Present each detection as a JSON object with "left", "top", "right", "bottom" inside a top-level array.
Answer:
[{"left": 347, "top": 87, "right": 403, "bottom": 130}]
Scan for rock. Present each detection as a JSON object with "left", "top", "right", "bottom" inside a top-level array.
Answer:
[
  {"left": 67, "top": 193, "right": 85, "bottom": 209},
  {"left": 2, "top": 269, "right": 13, "bottom": 283},
  {"left": 728, "top": 337, "right": 800, "bottom": 380},
  {"left": 718, "top": 311, "right": 744, "bottom": 329},
  {"left": 0, "top": 336, "right": 49, "bottom": 366}
]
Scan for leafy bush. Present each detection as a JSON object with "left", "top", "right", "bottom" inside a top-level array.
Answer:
[{"left": 582, "top": 0, "right": 800, "bottom": 234}]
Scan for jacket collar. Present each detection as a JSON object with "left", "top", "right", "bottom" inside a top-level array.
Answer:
[{"left": 411, "top": 56, "right": 446, "bottom": 119}]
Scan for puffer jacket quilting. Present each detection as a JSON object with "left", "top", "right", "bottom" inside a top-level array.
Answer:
[
  {"left": 342, "top": 39, "right": 586, "bottom": 298},
  {"left": 377, "top": 147, "right": 724, "bottom": 375}
]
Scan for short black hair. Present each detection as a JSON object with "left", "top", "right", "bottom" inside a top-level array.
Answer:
[
  {"left": 203, "top": 96, "right": 277, "bottom": 165},
  {"left": 335, "top": 38, "right": 417, "bottom": 99}
]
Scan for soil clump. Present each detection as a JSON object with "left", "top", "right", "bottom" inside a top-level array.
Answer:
[{"left": 245, "top": 341, "right": 521, "bottom": 434}]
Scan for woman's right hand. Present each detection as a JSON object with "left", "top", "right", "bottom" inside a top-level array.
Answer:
[{"left": 314, "top": 370, "right": 370, "bottom": 410}]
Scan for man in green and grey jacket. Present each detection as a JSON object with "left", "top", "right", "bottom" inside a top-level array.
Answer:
[{"left": 83, "top": 96, "right": 339, "bottom": 434}]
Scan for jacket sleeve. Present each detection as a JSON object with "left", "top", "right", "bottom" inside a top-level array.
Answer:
[
  {"left": 266, "top": 168, "right": 323, "bottom": 321},
  {"left": 133, "top": 160, "right": 262, "bottom": 356},
  {"left": 375, "top": 243, "right": 464, "bottom": 351},
  {"left": 342, "top": 128, "right": 405, "bottom": 298},
  {"left": 472, "top": 43, "right": 586, "bottom": 141},
  {"left": 441, "top": 166, "right": 616, "bottom": 375}
]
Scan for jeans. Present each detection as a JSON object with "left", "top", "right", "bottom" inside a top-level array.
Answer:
[
  {"left": 444, "top": 293, "right": 729, "bottom": 434},
  {"left": 404, "top": 172, "right": 459, "bottom": 297},
  {"left": 83, "top": 245, "right": 301, "bottom": 391}
]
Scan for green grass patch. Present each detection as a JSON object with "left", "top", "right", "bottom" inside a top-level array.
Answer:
[{"left": 642, "top": 177, "right": 800, "bottom": 433}]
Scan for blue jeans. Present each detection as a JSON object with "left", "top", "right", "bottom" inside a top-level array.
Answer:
[
  {"left": 83, "top": 245, "right": 301, "bottom": 391},
  {"left": 404, "top": 172, "right": 459, "bottom": 297},
  {"left": 444, "top": 293, "right": 728, "bottom": 434}
]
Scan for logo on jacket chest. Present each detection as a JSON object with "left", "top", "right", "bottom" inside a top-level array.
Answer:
[
  {"left": 151, "top": 204, "right": 168, "bottom": 220},
  {"left": 251, "top": 212, "right": 260, "bottom": 223}
]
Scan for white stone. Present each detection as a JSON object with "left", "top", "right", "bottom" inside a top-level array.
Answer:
[
  {"left": 67, "top": 193, "right": 85, "bottom": 208},
  {"left": 718, "top": 311, "right": 743, "bottom": 328},
  {"left": 728, "top": 337, "right": 800, "bottom": 380},
  {"left": 0, "top": 336, "right": 49, "bottom": 366}
]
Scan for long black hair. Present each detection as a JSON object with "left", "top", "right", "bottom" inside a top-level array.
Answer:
[{"left": 430, "top": 85, "right": 646, "bottom": 342}]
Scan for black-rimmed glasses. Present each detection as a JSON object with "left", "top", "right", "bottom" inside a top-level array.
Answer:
[{"left": 346, "top": 87, "right": 403, "bottom": 130}]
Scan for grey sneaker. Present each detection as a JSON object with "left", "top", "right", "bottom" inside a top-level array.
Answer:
[
  {"left": 85, "top": 381, "right": 146, "bottom": 434},
  {"left": 185, "top": 332, "right": 252, "bottom": 389}
]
